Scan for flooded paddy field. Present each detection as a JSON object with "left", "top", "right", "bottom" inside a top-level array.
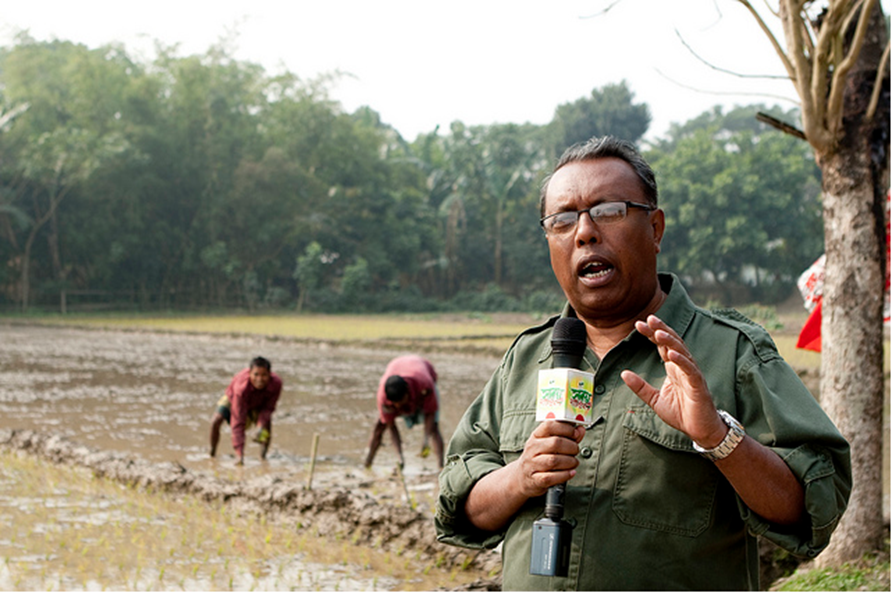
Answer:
[
  {"left": 2, "top": 318, "right": 884, "bottom": 590},
  {"left": 0, "top": 322, "right": 507, "bottom": 590}
]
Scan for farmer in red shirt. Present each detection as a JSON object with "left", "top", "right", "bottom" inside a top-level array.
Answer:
[
  {"left": 209, "top": 356, "right": 282, "bottom": 465},
  {"left": 364, "top": 355, "right": 444, "bottom": 470}
]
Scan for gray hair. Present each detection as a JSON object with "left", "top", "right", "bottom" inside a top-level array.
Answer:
[{"left": 539, "top": 136, "right": 658, "bottom": 218}]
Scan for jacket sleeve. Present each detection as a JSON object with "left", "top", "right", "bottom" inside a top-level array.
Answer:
[
  {"left": 435, "top": 358, "right": 510, "bottom": 550},
  {"left": 733, "top": 349, "right": 852, "bottom": 559}
]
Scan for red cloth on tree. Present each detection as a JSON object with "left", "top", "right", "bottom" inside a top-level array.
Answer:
[
  {"left": 796, "top": 192, "right": 890, "bottom": 352},
  {"left": 796, "top": 299, "right": 822, "bottom": 352}
]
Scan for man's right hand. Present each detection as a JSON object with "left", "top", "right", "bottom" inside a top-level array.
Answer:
[
  {"left": 513, "top": 420, "right": 585, "bottom": 498},
  {"left": 463, "top": 420, "right": 584, "bottom": 532}
]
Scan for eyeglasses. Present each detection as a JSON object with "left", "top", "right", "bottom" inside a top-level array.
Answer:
[{"left": 539, "top": 201, "right": 656, "bottom": 236}]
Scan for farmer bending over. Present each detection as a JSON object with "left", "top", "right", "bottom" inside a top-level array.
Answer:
[
  {"left": 365, "top": 355, "right": 444, "bottom": 470},
  {"left": 210, "top": 356, "right": 282, "bottom": 465}
]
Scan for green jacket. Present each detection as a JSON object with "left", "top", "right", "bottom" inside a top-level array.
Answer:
[{"left": 435, "top": 274, "right": 851, "bottom": 591}]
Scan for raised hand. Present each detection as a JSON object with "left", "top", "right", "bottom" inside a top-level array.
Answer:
[{"left": 621, "top": 315, "right": 727, "bottom": 448}]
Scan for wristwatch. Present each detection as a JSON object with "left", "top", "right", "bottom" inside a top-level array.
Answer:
[{"left": 692, "top": 410, "right": 745, "bottom": 461}]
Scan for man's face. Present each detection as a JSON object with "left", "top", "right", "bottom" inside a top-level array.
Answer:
[
  {"left": 543, "top": 158, "right": 664, "bottom": 326},
  {"left": 249, "top": 366, "right": 271, "bottom": 390}
]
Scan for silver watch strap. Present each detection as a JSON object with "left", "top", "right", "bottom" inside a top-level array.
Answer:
[{"left": 692, "top": 410, "right": 745, "bottom": 462}]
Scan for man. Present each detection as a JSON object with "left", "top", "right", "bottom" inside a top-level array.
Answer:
[
  {"left": 435, "top": 136, "right": 851, "bottom": 590},
  {"left": 209, "top": 356, "right": 282, "bottom": 465},
  {"left": 365, "top": 354, "right": 444, "bottom": 470}
]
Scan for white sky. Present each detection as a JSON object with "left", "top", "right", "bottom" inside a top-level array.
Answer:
[{"left": 1, "top": 1, "right": 889, "bottom": 141}]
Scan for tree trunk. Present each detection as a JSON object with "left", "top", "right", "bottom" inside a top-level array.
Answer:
[
  {"left": 20, "top": 232, "right": 33, "bottom": 312},
  {"left": 494, "top": 201, "right": 503, "bottom": 286},
  {"left": 814, "top": 5, "right": 889, "bottom": 561},
  {"left": 818, "top": 155, "right": 886, "bottom": 566}
]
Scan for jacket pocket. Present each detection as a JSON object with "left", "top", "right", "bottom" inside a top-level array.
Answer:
[
  {"left": 613, "top": 406, "right": 720, "bottom": 537},
  {"left": 498, "top": 410, "right": 537, "bottom": 464}
]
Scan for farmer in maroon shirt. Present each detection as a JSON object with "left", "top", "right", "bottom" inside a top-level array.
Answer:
[
  {"left": 364, "top": 355, "right": 444, "bottom": 470},
  {"left": 209, "top": 356, "right": 282, "bottom": 465}
]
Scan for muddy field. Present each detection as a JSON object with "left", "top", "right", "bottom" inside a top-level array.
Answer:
[
  {"left": 0, "top": 323, "right": 504, "bottom": 471},
  {"left": 1, "top": 320, "right": 887, "bottom": 591},
  {"left": 0, "top": 322, "right": 505, "bottom": 590}
]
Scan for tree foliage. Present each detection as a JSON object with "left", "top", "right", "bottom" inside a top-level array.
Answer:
[
  {"left": 649, "top": 105, "right": 823, "bottom": 302},
  {"left": 0, "top": 36, "right": 823, "bottom": 314},
  {"left": 547, "top": 80, "right": 651, "bottom": 155}
]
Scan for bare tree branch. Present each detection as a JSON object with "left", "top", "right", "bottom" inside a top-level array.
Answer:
[
  {"left": 866, "top": 39, "right": 890, "bottom": 120},
  {"left": 807, "top": 1, "right": 842, "bottom": 139},
  {"left": 777, "top": 0, "right": 833, "bottom": 150},
  {"left": 826, "top": 0, "right": 879, "bottom": 126},
  {"left": 841, "top": 0, "right": 868, "bottom": 38},
  {"left": 654, "top": 67, "right": 800, "bottom": 104},
  {"left": 756, "top": 111, "right": 808, "bottom": 139},
  {"left": 735, "top": 0, "right": 798, "bottom": 79},
  {"left": 579, "top": 0, "right": 625, "bottom": 18},
  {"left": 674, "top": 29, "right": 789, "bottom": 79},
  {"left": 798, "top": 7, "right": 817, "bottom": 60}
]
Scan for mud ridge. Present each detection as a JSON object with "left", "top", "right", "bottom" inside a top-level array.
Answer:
[{"left": 0, "top": 428, "right": 502, "bottom": 584}]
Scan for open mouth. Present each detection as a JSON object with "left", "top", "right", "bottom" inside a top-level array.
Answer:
[{"left": 580, "top": 260, "right": 614, "bottom": 279}]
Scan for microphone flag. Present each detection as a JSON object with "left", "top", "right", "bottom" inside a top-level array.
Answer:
[{"left": 536, "top": 368, "right": 594, "bottom": 424}]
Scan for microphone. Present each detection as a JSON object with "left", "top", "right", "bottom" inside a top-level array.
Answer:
[
  {"left": 551, "top": 316, "right": 587, "bottom": 369},
  {"left": 530, "top": 317, "right": 590, "bottom": 577}
]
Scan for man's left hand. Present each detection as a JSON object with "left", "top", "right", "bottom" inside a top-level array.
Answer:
[{"left": 621, "top": 314, "right": 728, "bottom": 448}]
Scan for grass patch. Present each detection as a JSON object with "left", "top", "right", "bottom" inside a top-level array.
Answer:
[
  {"left": 773, "top": 547, "right": 890, "bottom": 591},
  {"left": 18, "top": 312, "right": 534, "bottom": 342}
]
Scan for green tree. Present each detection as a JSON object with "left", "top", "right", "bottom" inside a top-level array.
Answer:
[
  {"left": 547, "top": 80, "right": 651, "bottom": 156},
  {"left": 0, "top": 38, "right": 133, "bottom": 310},
  {"left": 145, "top": 44, "right": 266, "bottom": 305},
  {"left": 419, "top": 121, "right": 550, "bottom": 296},
  {"left": 478, "top": 124, "right": 542, "bottom": 287},
  {"left": 199, "top": 241, "right": 238, "bottom": 306},
  {"left": 649, "top": 106, "right": 822, "bottom": 303},
  {"left": 340, "top": 256, "right": 371, "bottom": 308},
  {"left": 294, "top": 241, "right": 324, "bottom": 313}
]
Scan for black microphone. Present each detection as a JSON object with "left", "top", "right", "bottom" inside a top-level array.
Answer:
[
  {"left": 550, "top": 317, "right": 587, "bottom": 369},
  {"left": 530, "top": 317, "right": 587, "bottom": 577}
]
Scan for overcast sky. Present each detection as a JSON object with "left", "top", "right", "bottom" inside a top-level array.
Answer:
[{"left": 2, "top": 1, "right": 889, "bottom": 141}]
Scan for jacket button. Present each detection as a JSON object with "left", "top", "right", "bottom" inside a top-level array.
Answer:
[
  {"left": 580, "top": 447, "right": 593, "bottom": 458},
  {"left": 594, "top": 384, "right": 606, "bottom": 395}
]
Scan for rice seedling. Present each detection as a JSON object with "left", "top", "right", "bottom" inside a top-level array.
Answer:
[
  {"left": 459, "top": 554, "right": 474, "bottom": 570},
  {"left": 1, "top": 446, "right": 489, "bottom": 591}
]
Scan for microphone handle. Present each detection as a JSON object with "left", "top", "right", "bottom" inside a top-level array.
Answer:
[
  {"left": 530, "top": 316, "right": 586, "bottom": 577},
  {"left": 545, "top": 482, "right": 564, "bottom": 520}
]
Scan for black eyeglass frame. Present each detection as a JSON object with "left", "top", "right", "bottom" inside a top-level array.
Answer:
[{"left": 539, "top": 201, "right": 656, "bottom": 235}]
